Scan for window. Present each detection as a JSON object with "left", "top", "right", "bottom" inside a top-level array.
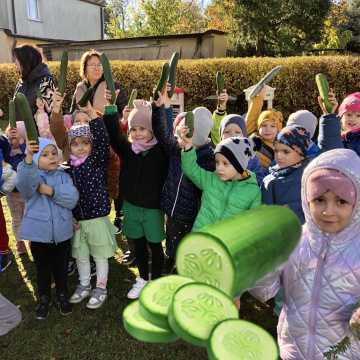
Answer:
[{"left": 27, "top": 0, "right": 40, "bottom": 21}]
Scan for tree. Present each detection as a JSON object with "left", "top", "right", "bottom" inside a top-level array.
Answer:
[
  {"left": 204, "top": 0, "right": 237, "bottom": 33},
  {"left": 232, "top": 0, "right": 331, "bottom": 56},
  {"left": 104, "top": 0, "right": 131, "bottom": 38},
  {"left": 344, "top": 0, "right": 360, "bottom": 51}
]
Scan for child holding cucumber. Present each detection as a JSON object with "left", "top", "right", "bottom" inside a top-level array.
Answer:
[
  {"left": 251, "top": 148, "right": 360, "bottom": 360},
  {"left": 179, "top": 128, "right": 261, "bottom": 230},
  {"left": 103, "top": 93, "right": 168, "bottom": 299},
  {"left": 16, "top": 138, "right": 79, "bottom": 319}
]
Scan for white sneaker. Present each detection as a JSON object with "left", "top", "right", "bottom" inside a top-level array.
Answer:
[{"left": 127, "top": 278, "right": 148, "bottom": 299}]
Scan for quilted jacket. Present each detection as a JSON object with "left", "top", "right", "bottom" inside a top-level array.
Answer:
[{"left": 251, "top": 148, "right": 360, "bottom": 359}]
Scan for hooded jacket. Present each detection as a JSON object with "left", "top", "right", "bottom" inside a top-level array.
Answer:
[{"left": 251, "top": 148, "right": 360, "bottom": 360}]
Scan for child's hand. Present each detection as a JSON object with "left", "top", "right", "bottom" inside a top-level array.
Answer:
[
  {"left": 162, "top": 82, "right": 172, "bottom": 108},
  {"left": 73, "top": 222, "right": 80, "bottom": 231},
  {"left": 78, "top": 101, "right": 98, "bottom": 120},
  {"left": 25, "top": 140, "right": 39, "bottom": 164},
  {"left": 153, "top": 90, "right": 166, "bottom": 108},
  {"left": 38, "top": 183, "right": 54, "bottom": 197},
  {"left": 122, "top": 105, "right": 131, "bottom": 122},
  {"left": 318, "top": 88, "right": 338, "bottom": 115},
  {"left": 258, "top": 85, "right": 272, "bottom": 100},
  {"left": 52, "top": 89, "right": 65, "bottom": 114},
  {"left": 0, "top": 108, "right": 3, "bottom": 118},
  {"left": 217, "top": 89, "right": 228, "bottom": 111},
  {"left": 8, "top": 127, "right": 18, "bottom": 139},
  {"left": 178, "top": 126, "right": 192, "bottom": 150},
  {"left": 105, "top": 88, "right": 120, "bottom": 104},
  {"left": 234, "top": 297, "right": 241, "bottom": 310},
  {"left": 350, "top": 307, "right": 360, "bottom": 339}
]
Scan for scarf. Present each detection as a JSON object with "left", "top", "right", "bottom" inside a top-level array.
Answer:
[
  {"left": 131, "top": 137, "right": 158, "bottom": 154},
  {"left": 70, "top": 154, "right": 89, "bottom": 167}
]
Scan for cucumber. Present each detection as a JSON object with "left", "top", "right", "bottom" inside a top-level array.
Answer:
[
  {"left": 15, "top": 93, "right": 38, "bottom": 144},
  {"left": 127, "top": 89, "right": 137, "bottom": 109},
  {"left": 207, "top": 319, "right": 278, "bottom": 360},
  {"left": 168, "top": 282, "right": 238, "bottom": 347},
  {"left": 185, "top": 111, "right": 194, "bottom": 138},
  {"left": 248, "top": 65, "right": 282, "bottom": 98},
  {"left": 139, "top": 275, "right": 194, "bottom": 330},
  {"left": 216, "top": 72, "right": 225, "bottom": 95},
  {"left": 100, "top": 53, "right": 117, "bottom": 104},
  {"left": 167, "top": 52, "right": 180, "bottom": 98},
  {"left": 77, "top": 87, "right": 94, "bottom": 107},
  {"left": 176, "top": 205, "right": 301, "bottom": 297},
  {"left": 153, "top": 62, "right": 170, "bottom": 101},
  {"left": 58, "top": 51, "right": 68, "bottom": 96},
  {"left": 8, "top": 99, "right": 16, "bottom": 128},
  {"left": 315, "top": 73, "right": 333, "bottom": 113},
  {"left": 122, "top": 300, "right": 178, "bottom": 343}
]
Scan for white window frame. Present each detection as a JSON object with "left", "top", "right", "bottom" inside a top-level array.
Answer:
[{"left": 27, "top": 0, "right": 41, "bottom": 21}]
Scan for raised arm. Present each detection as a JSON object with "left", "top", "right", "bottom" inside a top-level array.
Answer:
[
  {"left": 245, "top": 95, "right": 264, "bottom": 136},
  {"left": 89, "top": 117, "right": 110, "bottom": 167}
]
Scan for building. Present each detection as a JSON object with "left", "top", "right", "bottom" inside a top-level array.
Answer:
[
  {"left": 38, "top": 30, "right": 228, "bottom": 61},
  {"left": 0, "top": 0, "right": 105, "bottom": 63}
]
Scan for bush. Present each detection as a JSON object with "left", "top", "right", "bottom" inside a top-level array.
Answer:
[{"left": 1, "top": 56, "right": 360, "bottom": 128}]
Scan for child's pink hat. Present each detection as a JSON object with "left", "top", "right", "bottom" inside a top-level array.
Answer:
[
  {"left": 306, "top": 168, "right": 356, "bottom": 205},
  {"left": 338, "top": 92, "right": 360, "bottom": 118}
]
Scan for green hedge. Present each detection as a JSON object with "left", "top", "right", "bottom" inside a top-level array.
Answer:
[{"left": 0, "top": 56, "right": 359, "bottom": 128}]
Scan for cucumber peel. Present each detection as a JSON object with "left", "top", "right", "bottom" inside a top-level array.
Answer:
[
  {"left": 167, "top": 52, "right": 180, "bottom": 98},
  {"left": 123, "top": 300, "right": 178, "bottom": 343},
  {"left": 176, "top": 205, "right": 301, "bottom": 297},
  {"left": 185, "top": 111, "right": 194, "bottom": 138},
  {"left": 139, "top": 275, "right": 194, "bottom": 330},
  {"left": 153, "top": 63, "right": 170, "bottom": 101},
  {"left": 208, "top": 319, "right": 278, "bottom": 360},
  {"left": 127, "top": 89, "right": 137, "bottom": 109},
  {"left": 315, "top": 73, "right": 333, "bottom": 113},
  {"left": 8, "top": 99, "right": 16, "bottom": 128},
  {"left": 216, "top": 72, "right": 225, "bottom": 95},
  {"left": 100, "top": 53, "right": 117, "bottom": 104},
  {"left": 168, "top": 282, "right": 238, "bottom": 347},
  {"left": 58, "top": 51, "right": 68, "bottom": 96},
  {"left": 15, "top": 93, "right": 38, "bottom": 144},
  {"left": 249, "top": 65, "right": 282, "bottom": 99}
]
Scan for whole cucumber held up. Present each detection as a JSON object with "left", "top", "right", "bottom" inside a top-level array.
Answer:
[
  {"left": 77, "top": 87, "right": 94, "bottom": 107},
  {"left": 8, "top": 99, "right": 16, "bottom": 128},
  {"left": 216, "top": 72, "right": 225, "bottom": 95},
  {"left": 185, "top": 111, "right": 194, "bottom": 138},
  {"left": 316, "top": 73, "right": 333, "bottom": 113},
  {"left": 176, "top": 205, "right": 301, "bottom": 297},
  {"left": 167, "top": 52, "right": 180, "bottom": 98},
  {"left": 153, "top": 63, "right": 170, "bottom": 101},
  {"left": 249, "top": 65, "right": 283, "bottom": 99},
  {"left": 127, "top": 89, "right": 138, "bottom": 109},
  {"left": 58, "top": 51, "right": 68, "bottom": 96},
  {"left": 15, "top": 93, "right": 38, "bottom": 144},
  {"left": 100, "top": 53, "right": 116, "bottom": 104}
]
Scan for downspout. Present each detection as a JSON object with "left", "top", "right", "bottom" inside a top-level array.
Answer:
[
  {"left": 100, "top": 6, "right": 104, "bottom": 40},
  {"left": 11, "top": 0, "right": 17, "bottom": 34}
]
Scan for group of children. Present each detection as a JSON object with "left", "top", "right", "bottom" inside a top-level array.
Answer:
[{"left": 1, "top": 61, "right": 360, "bottom": 358}]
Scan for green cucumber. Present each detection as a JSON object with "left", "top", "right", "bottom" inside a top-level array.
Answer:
[
  {"left": 8, "top": 99, "right": 16, "bottom": 128},
  {"left": 176, "top": 205, "right": 301, "bottom": 297},
  {"left": 58, "top": 51, "right": 68, "bottom": 96},
  {"left": 167, "top": 52, "right": 180, "bottom": 98},
  {"left": 315, "top": 73, "right": 333, "bottom": 113},
  {"left": 139, "top": 275, "right": 194, "bottom": 330},
  {"left": 207, "top": 319, "right": 278, "bottom": 360},
  {"left": 15, "top": 93, "right": 38, "bottom": 144},
  {"left": 248, "top": 66, "right": 282, "bottom": 98},
  {"left": 185, "top": 111, "right": 194, "bottom": 138},
  {"left": 100, "top": 53, "right": 117, "bottom": 104},
  {"left": 77, "top": 87, "right": 94, "bottom": 107},
  {"left": 153, "top": 62, "right": 170, "bottom": 101},
  {"left": 122, "top": 300, "right": 178, "bottom": 343},
  {"left": 168, "top": 282, "right": 238, "bottom": 347},
  {"left": 216, "top": 72, "right": 225, "bottom": 95},
  {"left": 127, "top": 89, "right": 137, "bottom": 109}
]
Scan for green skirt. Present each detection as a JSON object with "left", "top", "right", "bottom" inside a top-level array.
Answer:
[
  {"left": 72, "top": 216, "right": 117, "bottom": 259},
  {"left": 122, "top": 201, "right": 165, "bottom": 243}
]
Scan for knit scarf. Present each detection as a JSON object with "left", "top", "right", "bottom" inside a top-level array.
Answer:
[
  {"left": 131, "top": 137, "right": 158, "bottom": 154},
  {"left": 70, "top": 154, "right": 88, "bottom": 167}
]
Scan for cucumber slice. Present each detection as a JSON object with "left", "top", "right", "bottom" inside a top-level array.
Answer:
[
  {"left": 139, "top": 275, "right": 194, "bottom": 330},
  {"left": 208, "top": 319, "right": 278, "bottom": 360},
  {"left": 168, "top": 282, "right": 238, "bottom": 347},
  {"left": 176, "top": 205, "right": 301, "bottom": 297},
  {"left": 122, "top": 300, "right": 178, "bottom": 343}
]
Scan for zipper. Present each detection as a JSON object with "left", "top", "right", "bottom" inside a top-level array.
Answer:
[
  {"left": 220, "top": 182, "right": 234, "bottom": 219},
  {"left": 170, "top": 173, "right": 183, "bottom": 217}
]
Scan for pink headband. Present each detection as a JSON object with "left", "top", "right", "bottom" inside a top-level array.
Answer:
[{"left": 306, "top": 168, "right": 357, "bottom": 205}]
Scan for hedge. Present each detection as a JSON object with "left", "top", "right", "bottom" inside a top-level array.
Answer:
[{"left": 0, "top": 56, "right": 359, "bottom": 129}]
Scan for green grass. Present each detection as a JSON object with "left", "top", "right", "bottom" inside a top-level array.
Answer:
[{"left": 0, "top": 200, "right": 277, "bottom": 360}]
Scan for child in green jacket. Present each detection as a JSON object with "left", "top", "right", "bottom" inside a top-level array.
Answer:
[{"left": 179, "top": 126, "right": 261, "bottom": 230}]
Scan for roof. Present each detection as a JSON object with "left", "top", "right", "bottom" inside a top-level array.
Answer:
[{"left": 79, "top": 0, "right": 106, "bottom": 6}]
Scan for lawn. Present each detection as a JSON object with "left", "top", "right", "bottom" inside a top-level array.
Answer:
[{"left": 0, "top": 199, "right": 277, "bottom": 360}]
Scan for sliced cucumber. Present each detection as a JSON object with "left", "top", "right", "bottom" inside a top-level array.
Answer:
[
  {"left": 176, "top": 205, "right": 301, "bottom": 297},
  {"left": 139, "top": 275, "right": 194, "bottom": 330},
  {"left": 168, "top": 282, "right": 238, "bottom": 347},
  {"left": 122, "top": 300, "right": 178, "bottom": 343},
  {"left": 208, "top": 319, "right": 278, "bottom": 360}
]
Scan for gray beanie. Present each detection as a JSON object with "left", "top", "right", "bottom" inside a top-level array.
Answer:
[
  {"left": 219, "top": 114, "right": 248, "bottom": 139},
  {"left": 214, "top": 136, "right": 255, "bottom": 174},
  {"left": 192, "top": 107, "right": 214, "bottom": 147},
  {"left": 287, "top": 110, "right": 318, "bottom": 138}
]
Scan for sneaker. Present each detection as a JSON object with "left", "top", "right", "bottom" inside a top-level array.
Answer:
[
  {"left": 69, "top": 284, "right": 91, "bottom": 304},
  {"left": 90, "top": 258, "right": 96, "bottom": 278},
  {"left": 36, "top": 295, "right": 51, "bottom": 320},
  {"left": 55, "top": 294, "right": 72, "bottom": 316},
  {"left": 127, "top": 278, "right": 148, "bottom": 299},
  {"left": 113, "top": 217, "right": 122, "bottom": 235},
  {"left": 67, "top": 258, "right": 77, "bottom": 276},
  {"left": 0, "top": 253, "right": 12, "bottom": 273},
  {"left": 122, "top": 250, "right": 136, "bottom": 266},
  {"left": 86, "top": 287, "right": 107, "bottom": 309}
]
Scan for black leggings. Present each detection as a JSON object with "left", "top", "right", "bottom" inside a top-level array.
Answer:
[{"left": 131, "top": 237, "right": 164, "bottom": 281}]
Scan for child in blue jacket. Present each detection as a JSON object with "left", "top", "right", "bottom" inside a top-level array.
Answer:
[{"left": 16, "top": 138, "right": 79, "bottom": 320}]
